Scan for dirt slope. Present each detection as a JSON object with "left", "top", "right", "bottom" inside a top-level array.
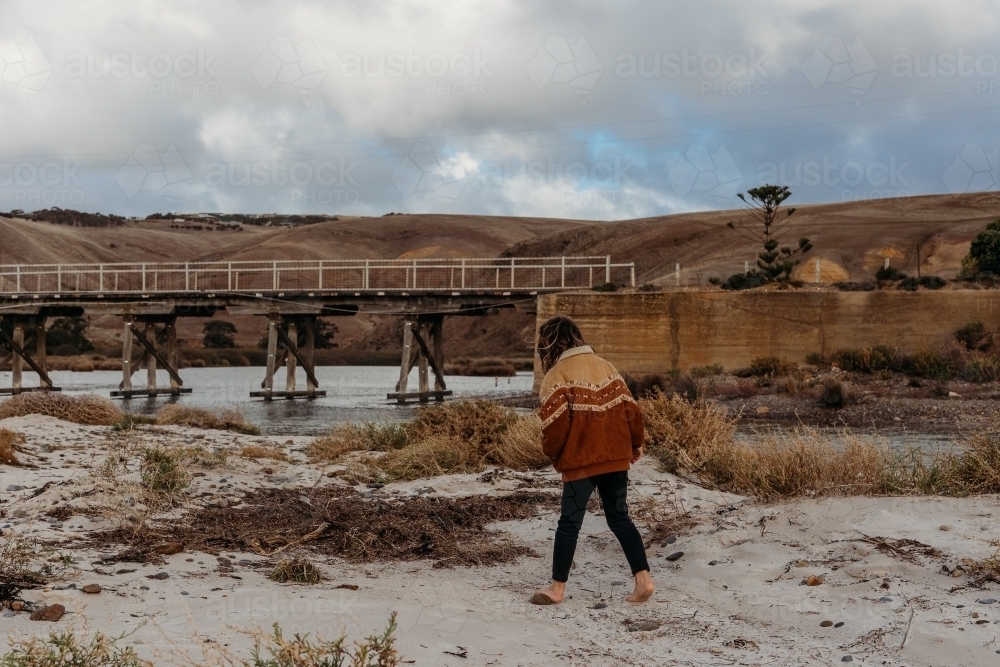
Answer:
[{"left": 503, "top": 192, "right": 1000, "bottom": 284}]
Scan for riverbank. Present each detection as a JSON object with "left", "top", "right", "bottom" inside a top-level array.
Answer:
[{"left": 0, "top": 413, "right": 997, "bottom": 665}]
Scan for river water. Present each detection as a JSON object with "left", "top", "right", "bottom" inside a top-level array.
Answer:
[
  {"left": 0, "top": 366, "right": 535, "bottom": 436},
  {"left": 0, "top": 367, "right": 965, "bottom": 449}
]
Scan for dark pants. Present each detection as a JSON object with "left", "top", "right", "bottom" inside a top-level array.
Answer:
[{"left": 552, "top": 470, "right": 649, "bottom": 583}]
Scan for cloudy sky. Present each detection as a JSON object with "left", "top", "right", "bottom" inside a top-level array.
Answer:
[{"left": 0, "top": 0, "right": 998, "bottom": 219}]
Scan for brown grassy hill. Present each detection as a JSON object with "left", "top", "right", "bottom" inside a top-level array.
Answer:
[
  {"left": 4, "top": 194, "right": 1000, "bottom": 360},
  {"left": 503, "top": 192, "right": 1000, "bottom": 285}
]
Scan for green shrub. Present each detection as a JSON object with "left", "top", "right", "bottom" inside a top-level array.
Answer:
[
  {"left": 0, "top": 631, "right": 150, "bottom": 667},
  {"left": 140, "top": 447, "right": 190, "bottom": 494},
  {"left": 805, "top": 352, "right": 826, "bottom": 366},
  {"left": 875, "top": 266, "right": 907, "bottom": 281},
  {"left": 591, "top": 282, "right": 618, "bottom": 292},
  {"left": 919, "top": 276, "right": 947, "bottom": 289},
  {"left": 747, "top": 356, "right": 794, "bottom": 377},
  {"left": 955, "top": 321, "right": 988, "bottom": 351},
  {"left": 906, "top": 350, "right": 954, "bottom": 380},
  {"left": 249, "top": 614, "right": 400, "bottom": 667},
  {"left": 722, "top": 270, "right": 767, "bottom": 291},
  {"left": 690, "top": 364, "right": 724, "bottom": 378}
]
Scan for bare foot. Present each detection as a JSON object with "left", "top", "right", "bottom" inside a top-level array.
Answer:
[
  {"left": 626, "top": 571, "right": 655, "bottom": 603},
  {"left": 531, "top": 580, "right": 566, "bottom": 605}
]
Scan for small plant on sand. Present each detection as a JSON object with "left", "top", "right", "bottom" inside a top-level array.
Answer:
[
  {"left": 110, "top": 414, "right": 156, "bottom": 432},
  {"left": 249, "top": 614, "right": 400, "bottom": 667},
  {"left": 0, "top": 393, "right": 122, "bottom": 425},
  {"left": 270, "top": 558, "right": 322, "bottom": 584},
  {"left": 140, "top": 447, "right": 190, "bottom": 494},
  {"left": 0, "top": 428, "right": 26, "bottom": 466},
  {"left": 241, "top": 444, "right": 288, "bottom": 462},
  {"left": 0, "top": 535, "right": 45, "bottom": 604},
  {"left": 155, "top": 404, "right": 261, "bottom": 435},
  {"left": 0, "top": 630, "right": 151, "bottom": 667}
]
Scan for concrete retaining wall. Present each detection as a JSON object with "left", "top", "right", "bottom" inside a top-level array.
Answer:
[{"left": 534, "top": 290, "right": 1000, "bottom": 383}]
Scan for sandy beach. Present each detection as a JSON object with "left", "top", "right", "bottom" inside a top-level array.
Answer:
[{"left": 1, "top": 413, "right": 998, "bottom": 666}]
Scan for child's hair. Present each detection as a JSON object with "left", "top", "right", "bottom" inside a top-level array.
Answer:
[{"left": 537, "top": 315, "right": 586, "bottom": 372}]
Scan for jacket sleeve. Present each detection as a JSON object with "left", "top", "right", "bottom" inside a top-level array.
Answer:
[
  {"left": 625, "top": 400, "right": 645, "bottom": 452},
  {"left": 539, "top": 389, "right": 571, "bottom": 461}
]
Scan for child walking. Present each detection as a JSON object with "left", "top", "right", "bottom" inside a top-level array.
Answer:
[{"left": 530, "top": 315, "right": 654, "bottom": 605}]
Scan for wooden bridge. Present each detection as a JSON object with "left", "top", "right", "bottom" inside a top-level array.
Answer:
[{"left": 0, "top": 256, "right": 635, "bottom": 403}]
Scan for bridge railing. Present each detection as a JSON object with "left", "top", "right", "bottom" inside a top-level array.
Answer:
[{"left": 0, "top": 257, "right": 635, "bottom": 295}]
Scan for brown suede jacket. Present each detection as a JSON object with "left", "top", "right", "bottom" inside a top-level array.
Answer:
[{"left": 538, "top": 346, "right": 644, "bottom": 481}]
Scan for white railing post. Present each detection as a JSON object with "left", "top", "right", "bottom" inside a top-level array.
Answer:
[
  {"left": 631, "top": 264, "right": 635, "bottom": 286},
  {"left": 15, "top": 265, "right": 20, "bottom": 293},
  {"left": 561, "top": 256, "right": 566, "bottom": 288},
  {"left": 510, "top": 257, "right": 515, "bottom": 289},
  {"left": 605, "top": 255, "right": 611, "bottom": 284},
  {"left": 273, "top": 261, "right": 277, "bottom": 291},
  {"left": 589, "top": 267, "right": 593, "bottom": 287},
  {"left": 412, "top": 259, "right": 417, "bottom": 289},
  {"left": 228, "top": 262, "right": 232, "bottom": 291},
  {"left": 185, "top": 263, "right": 190, "bottom": 291},
  {"left": 142, "top": 263, "right": 146, "bottom": 292},
  {"left": 318, "top": 260, "right": 323, "bottom": 290},
  {"left": 57, "top": 265, "right": 61, "bottom": 293},
  {"left": 99, "top": 265, "right": 103, "bottom": 292},
  {"left": 460, "top": 259, "right": 465, "bottom": 289},
  {"left": 364, "top": 259, "right": 370, "bottom": 290}
]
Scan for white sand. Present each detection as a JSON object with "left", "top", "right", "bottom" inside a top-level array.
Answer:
[{"left": 2, "top": 414, "right": 999, "bottom": 666}]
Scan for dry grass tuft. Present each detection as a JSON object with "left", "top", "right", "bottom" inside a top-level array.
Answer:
[
  {"left": 487, "top": 413, "right": 549, "bottom": 471},
  {"left": 444, "top": 357, "right": 517, "bottom": 376},
  {"left": 0, "top": 393, "right": 122, "bottom": 425},
  {"left": 639, "top": 390, "right": 736, "bottom": 474},
  {"left": 372, "top": 436, "right": 482, "bottom": 481},
  {"left": 309, "top": 400, "right": 547, "bottom": 481},
  {"left": 640, "top": 391, "right": 1000, "bottom": 500},
  {"left": 308, "top": 421, "right": 408, "bottom": 462},
  {"left": 155, "top": 404, "right": 261, "bottom": 435},
  {"left": 0, "top": 429, "right": 26, "bottom": 466},
  {"left": 241, "top": 444, "right": 288, "bottom": 462},
  {"left": 269, "top": 558, "right": 322, "bottom": 584}
]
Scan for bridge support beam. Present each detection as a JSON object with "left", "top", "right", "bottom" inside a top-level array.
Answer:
[
  {"left": 251, "top": 315, "right": 326, "bottom": 400},
  {"left": 389, "top": 314, "right": 451, "bottom": 404},
  {"left": 0, "top": 315, "right": 60, "bottom": 395},
  {"left": 111, "top": 315, "right": 190, "bottom": 399}
]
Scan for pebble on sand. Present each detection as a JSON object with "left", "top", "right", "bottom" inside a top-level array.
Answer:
[
  {"left": 29, "top": 604, "right": 66, "bottom": 622},
  {"left": 81, "top": 584, "right": 101, "bottom": 594},
  {"left": 154, "top": 542, "right": 184, "bottom": 555},
  {"left": 628, "top": 620, "right": 660, "bottom": 632},
  {"left": 665, "top": 551, "right": 684, "bottom": 562}
]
